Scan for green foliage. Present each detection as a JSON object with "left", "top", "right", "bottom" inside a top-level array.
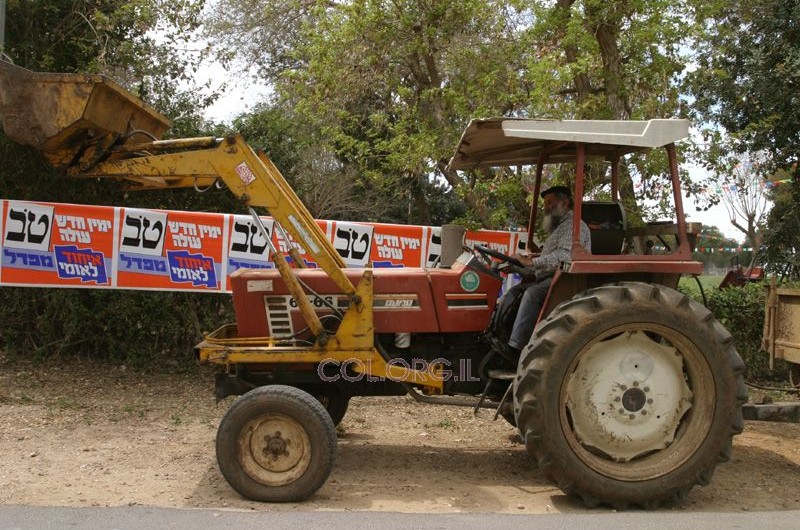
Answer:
[
  {"left": 5, "top": 0, "right": 117, "bottom": 71},
  {"left": 0, "top": 288, "right": 233, "bottom": 367},
  {"left": 228, "top": 104, "right": 401, "bottom": 222},
  {"left": 207, "top": 0, "right": 525, "bottom": 226},
  {"left": 678, "top": 278, "right": 790, "bottom": 382},
  {"left": 523, "top": 0, "right": 697, "bottom": 222},
  {"left": 524, "top": 0, "right": 691, "bottom": 120},
  {"left": 762, "top": 169, "right": 800, "bottom": 280},
  {"left": 0, "top": 132, "right": 127, "bottom": 206},
  {"left": 677, "top": 275, "right": 723, "bottom": 299},
  {"left": 278, "top": 0, "right": 525, "bottom": 226},
  {"left": 686, "top": 0, "right": 800, "bottom": 169},
  {"left": 686, "top": 0, "right": 798, "bottom": 278},
  {"left": 704, "top": 283, "right": 787, "bottom": 382}
]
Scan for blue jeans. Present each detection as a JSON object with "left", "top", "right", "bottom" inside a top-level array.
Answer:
[{"left": 507, "top": 276, "right": 553, "bottom": 350}]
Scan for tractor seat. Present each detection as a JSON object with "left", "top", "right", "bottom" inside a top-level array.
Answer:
[{"left": 581, "top": 201, "right": 627, "bottom": 255}]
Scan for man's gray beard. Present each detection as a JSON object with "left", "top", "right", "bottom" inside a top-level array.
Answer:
[
  {"left": 542, "top": 212, "right": 564, "bottom": 233},
  {"left": 542, "top": 214, "right": 556, "bottom": 233},
  {"left": 542, "top": 203, "right": 568, "bottom": 233}
]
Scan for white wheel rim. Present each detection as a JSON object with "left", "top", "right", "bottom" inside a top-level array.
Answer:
[
  {"left": 237, "top": 413, "right": 312, "bottom": 486},
  {"left": 565, "top": 330, "right": 693, "bottom": 462}
]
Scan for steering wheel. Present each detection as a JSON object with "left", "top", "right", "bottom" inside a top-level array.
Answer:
[
  {"left": 463, "top": 244, "right": 523, "bottom": 279},
  {"left": 472, "top": 244, "right": 523, "bottom": 268}
]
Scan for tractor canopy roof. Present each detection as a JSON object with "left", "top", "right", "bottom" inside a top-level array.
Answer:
[{"left": 446, "top": 118, "right": 689, "bottom": 172}]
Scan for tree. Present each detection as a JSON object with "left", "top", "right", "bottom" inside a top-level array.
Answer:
[
  {"left": 230, "top": 103, "right": 396, "bottom": 221},
  {"left": 203, "top": 0, "right": 323, "bottom": 79},
  {"left": 686, "top": 0, "right": 800, "bottom": 170},
  {"left": 709, "top": 154, "right": 771, "bottom": 266},
  {"left": 206, "top": 1, "right": 533, "bottom": 226},
  {"left": 523, "top": 0, "right": 692, "bottom": 121},
  {"left": 521, "top": 0, "right": 700, "bottom": 222},
  {"left": 685, "top": 0, "right": 800, "bottom": 276},
  {"left": 276, "top": 0, "right": 527, "bottom": 227},
  {"left": 762, "top": 167, "right": 800, "bottom": 279},
  {"left": 206, "top": 0, "right": 703, "bottom": 228}
]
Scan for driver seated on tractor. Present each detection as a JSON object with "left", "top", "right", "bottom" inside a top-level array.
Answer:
[{"left": 501, "top": 185, "right": 591, "bottom": 356}]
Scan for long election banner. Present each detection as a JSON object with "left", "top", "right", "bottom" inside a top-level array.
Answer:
[{"left": 0, "top": 200, "right": 527, "bottom": 293}]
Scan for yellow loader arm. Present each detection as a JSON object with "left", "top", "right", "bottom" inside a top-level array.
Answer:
[{"left": 85, "top": 133, "right": 361, "bottom": 343}]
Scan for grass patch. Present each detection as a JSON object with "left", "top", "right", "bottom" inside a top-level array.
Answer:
[
  {"left": 678, "top": 275, "right": 724, "bottom": 298},
  {"left": 53, "top": 396, "right": 81, "bottom": 410},
  {"left": 424, "top": 419, "right": 455, "bottom": 430}
]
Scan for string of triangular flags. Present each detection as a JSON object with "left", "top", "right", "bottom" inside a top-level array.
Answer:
[
  {"left": 633, "top": 176, "right": 794, "bottom": 194},
  {"left": 695, "top": 246, "right": 754, "bottom": 253}
]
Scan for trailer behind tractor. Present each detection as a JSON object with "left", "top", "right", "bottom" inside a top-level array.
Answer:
[{"left": 0, "top": 60, "right": 747, "bottom": 509}]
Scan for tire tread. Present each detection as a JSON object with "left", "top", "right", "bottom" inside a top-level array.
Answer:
[{"left": 513, "top": 282, "right": 746, "bottom": 509}]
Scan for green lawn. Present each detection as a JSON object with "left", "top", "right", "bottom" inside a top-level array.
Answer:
[{"left": 678, "top": 275, "right": 725, "bottom": 298}]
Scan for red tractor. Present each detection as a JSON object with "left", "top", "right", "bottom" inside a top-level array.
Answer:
[
  {"left": 199, "top": 118, "right": 746, "bottom": 509},
  {"left": 0, "top": 62, "right": 745, "bottom": 508}
]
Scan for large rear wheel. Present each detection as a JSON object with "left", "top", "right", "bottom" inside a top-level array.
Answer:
[
  {"left": 514, "top": 282, "right": 747, "bottom": 509},
  {"left": 216, "top": 385, "right": 337, "bottom": 502}
]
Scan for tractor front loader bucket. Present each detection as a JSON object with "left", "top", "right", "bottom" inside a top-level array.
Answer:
[{"left": 0, "top": 59, "right": 171, "bottom": 171}]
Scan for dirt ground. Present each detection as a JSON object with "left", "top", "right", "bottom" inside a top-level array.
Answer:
[{"left": 2, "top": 357, "right": 800, "bottom": 514}]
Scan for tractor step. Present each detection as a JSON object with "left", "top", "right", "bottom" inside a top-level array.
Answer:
[
  {"left": 487, "top": 369, "right": 516, "bottom": 380},
  {"left": 474, "top": 369, "right": 516, "bottom": 418}
]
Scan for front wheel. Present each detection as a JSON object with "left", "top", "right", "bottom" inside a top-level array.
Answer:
[
  {"left": 514, "top": 282, "right": 747, "bottom": 509},
  {"left": 216, "top": 385, "right": 337, "bottom": 502}
]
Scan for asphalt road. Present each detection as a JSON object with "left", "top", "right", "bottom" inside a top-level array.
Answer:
[{"left": 1, "top": 506, "right": 799, "bottom": 530}]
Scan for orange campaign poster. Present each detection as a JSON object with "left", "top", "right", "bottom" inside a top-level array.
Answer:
[
  {"left": 1, "top": 200, "right": 115, "bottom": 287},
  {"left": 369, "top": 222, "right": 426, "bottom": 268},
  {"left": 464, "top": 229, "right": 517, "bottom": 257},
  {"left": 271, "top": 219, "right": 330, "bottom": 269},
  {"left": 1, "top": 200, "right": 527, "bottom": 291},
  {"left": 115, "top": 208, "right": 226, "bottom": 291}
]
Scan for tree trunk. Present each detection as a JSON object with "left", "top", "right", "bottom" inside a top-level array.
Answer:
[
  {"left": 585, "top": 5, "right": 636, "bottom": 212},
  {"left": 408, "top": 25, "right": 492, "bottom": 227},
  {"left": 557, "top": 0, "right": 593, "bottom": 103},
  {"left": 594, "top": 21, "right": 631, "bottom": 120}
]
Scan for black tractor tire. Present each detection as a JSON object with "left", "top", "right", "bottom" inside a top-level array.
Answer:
[
  {"left": 216, "top": 385, "right": 337, "bottom": 502},
  {"left": 315, "top": 393, "right": 350, "bottom": 426},
  {"left": 514, "top": 282, "right": 747, "bottom": 509},
  {"left": 500, "top": 409, "right": 517, "bottom": 427}
]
